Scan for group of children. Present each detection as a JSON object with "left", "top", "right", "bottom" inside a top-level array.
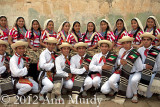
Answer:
[{"left": 0, "top": 15, "right": 160, "bottom": 104}]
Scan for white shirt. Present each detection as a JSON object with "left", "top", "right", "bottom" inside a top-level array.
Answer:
[
  {"left": 10, "top": 53, "right": 28, "bottom": 77},
  {"left": 138, "top": 45, "right": 160, "bottom": 72},
  {"left": 117, "top": 47, "right": 143, "bottom": 73},
  {"left": 70, "top": 54, "right": 87, "bottom": 75},
  {"left": 0, "top": 53, "right": 7, "bottom": 75},
  {"left": 89, "top": 52, "right": 110, "bottom": 74},
  {"left": 39, "top": 48, "right": 54, "bottom": 71},
  {"left": 55, "top": 54, "right": 69, "bottom": 77}
]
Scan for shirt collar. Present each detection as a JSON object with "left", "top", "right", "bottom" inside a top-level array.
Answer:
[
  {"left": 61, "top": 54, "right": 69, "bottom": 59},
  {"left": 15, "top": 53, "right": 21, "bottom": 57},
  {"left": 123, "top": 47, "right": 133, "bottom": 53},
  {"left": 78, "top": 53, "right": 86, "bottom": 58},
  {"left": 101, "top": 51, "right": 109, "bottom": 57},
  {"left": 46, "top": 48, "right": 54, "bottom": 54},
  {"left": 0, "top": 53, "right": 6, "bottom": 57},
  {"left": 143, "top": 45, "right": 153, "bottom": 50}
]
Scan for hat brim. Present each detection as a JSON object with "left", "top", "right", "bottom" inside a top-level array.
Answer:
[
  {"left": 157, "top": 34, "right": 160, "bottom": 40},
  {"left": 118, "top": 38, "right": 134, "bottom": 43},
  {"left": 59, "top": 44, "right": 72, "bottom": 49},
  {"left": 140, "top": 33, "right": 155, "bottom": 41},
  {"left": 98, "top": 40, "right": 112, "bottom": 48},
  {"left": 44, "top": 40, "right": 57, "bottom": 44},
  {"left": 11, "top": 42, "right": 28, "bottom": 50},
  {"left": 74, "top": 43, "right": 88, "bottom": 48},
  {"left": 0, "top": 40, "right": 8, "bottom": 47}
]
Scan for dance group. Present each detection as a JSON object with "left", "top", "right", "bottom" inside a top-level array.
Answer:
[{"left": 0, "top": 15, "right": 160, "bottom": 104}]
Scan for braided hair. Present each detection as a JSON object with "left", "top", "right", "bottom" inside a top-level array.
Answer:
[
  {"left": 30, "top": 20, "right": 42, "bottom": 40},
  {"left": 144, "top": 17, "right": 156, "bottom": 36},
  {"left": 15, "top": 17, "right": 27, "bottom": 39},
  {"left": 114, "top": 19, "right": 126, "bottom": 42},
  {"left": 82, "top": 22, "right": 96, "bottom": 45},
  {"left": 72, "top": 21, "right": 80, "bottom": 42},
  {"left": 131, "top": 19, "right": 141, "bottom": 39},
  {"left": 100, "top": 20, "right": 110, "bottom": 39}
]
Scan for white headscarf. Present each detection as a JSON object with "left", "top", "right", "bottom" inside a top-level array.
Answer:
[
  {"left": 69, "top": 21, "right": 81, "bottom": 34},
  {"left": 144, "top": 16, "right": 160, "bottom": 29},
  {"left": 43, "top": 19, "right": 53, "bottom": 30},
  {"left": 113, "top": 18, "right": 128, "bottom": 32},
  {"left": 29, "top": 19, "right": 41, "bottom": 30},
  {"left": 13, "top": 17, "right": 27, "bottom": 29},
  {"left": 57, "top": 21, "right": 70, "bottom": 33},
  {"left": 99, "top": 19, "right": 112, "bottom": 32},
  {"left": 131, "top": 17, "right": 144, "bottom": 32}
]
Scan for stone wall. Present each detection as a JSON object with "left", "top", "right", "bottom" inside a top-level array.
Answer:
[{"left": 0, "top": 0, "right": 160, "bottom": 32}]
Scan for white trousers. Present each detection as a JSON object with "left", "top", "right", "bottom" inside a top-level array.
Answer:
[
  {"left": 40, "top": 77, "right": 54, "bottom": 94},
  {"left": 14, "top": 78, "right": 39, "bottom": 95},
  {"left": 108, "top": 73, "right": 120, "bottom": 92},
  {"left": 92, "top": 76, "right": 101, "bottom": 89},
  {"left": 101, "top": 81, "right": 111, "bottom": 94},
  {"left": 63, "top": 79, "right": 73, "bottom": 90},
  {"left": 80, "top": 76, "right": 93, "bottom": 92},
  {"left": 126, "top": 72, "right": 141, "bottom": 98},
  {"left": 146, "top": 73, "right": 156, "bottom": 98}
]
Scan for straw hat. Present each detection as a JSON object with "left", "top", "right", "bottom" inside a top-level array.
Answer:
[
  {"left": 0, "top": 40, "right": 9, "bottom": 47},
  {"left": 157, "top": 34, "right": 160, "bottom": 40},
  {"left": 59, "top": 42, "right": 72, "bottom": 49},
  {"left": 74, "top": 42, "right": 88, "bottom": 48},
  {"left": 44, "top": 37, "right": 57, "bottom": 44},
  {"left": 98, "top": 40, "right": 112, "bottom": 48},
  {"left": 11, "top": 41, "right": 28, "bottom": 50},
  {"left": 118, "top": 36, "right": 134, "bottom": 43},
  {"left": 140, "top": 32, "right": 155, "bottom": 40}
]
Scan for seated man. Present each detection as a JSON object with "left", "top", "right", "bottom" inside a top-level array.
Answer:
[
  {"left": 38, "top": 37, "right": 57, "bottom": 102},
  {"left": 111, "top": 36, "right": 143, "bottom": 104},
  {"left": 10, "top": 41, "right": 39, "bottom": 101},
  {"left": 138, "top": 32, "right": 160, "bottom": 98},
  {"left": 54, "top": 42, "right": 73, "bottom": 100},
  {"left": 0, "top": 40, "right": 15, "bottom": 98},
  {"left": 89, "top": 40, "right": 117, "bottom": 95},
  {"left": 70, "top": 42, "right": 93, "bottom": 100}
]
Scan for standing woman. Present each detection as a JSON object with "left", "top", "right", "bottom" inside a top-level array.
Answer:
[
  {"left": 99, "top": 19, "right": 115, "bottom": 50},
  {"left": 0, "top": 16, "right": 9, "bottom": 42},
  {"left": 82, "top": 21, "right": 102, "bottom": 55},
  {"left": 144, "top": 16, "right": 160, "bottom": 46},
  {"left": 67, "top": 21, "right": 82, "bottom": 51},
  {"left": 128, "top": 17, "right": 144, "bottom": 49},
  {"left": 57, "top": 21, "right": 70, "bottom": 45},
  {"left": 113, "top": 18, "right": 128, "bottom": 51},
  {"left": 25, "top": 19, "right": 42, "bottom": 81},
  {"left": 40, "top": 19, "right": 57, "bottom": 48},
  {"left": 8, "top": 17, "right": 27, "bottom": 44}
]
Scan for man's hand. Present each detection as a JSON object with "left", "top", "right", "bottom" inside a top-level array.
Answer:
[
  {"left": 66, "top": 73, "right": 72, "bottom": 80},
  {"left": 120, "top": 59, "right": 127, "bottom": 65},
  {"left": 25, "top": 64, "right": 30, "bottom": 70},
  {"left": 102, "top": 64, "right": 112, "bottom": 70},
  {"left": 84, "top": 65, "right": 89, "bottom": 71},
  {"left": 4, "top": 64, "right": 9, "bottom": 70},
  {"left": 146, "top": 64, "right": 153, "bottom": 70}
]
